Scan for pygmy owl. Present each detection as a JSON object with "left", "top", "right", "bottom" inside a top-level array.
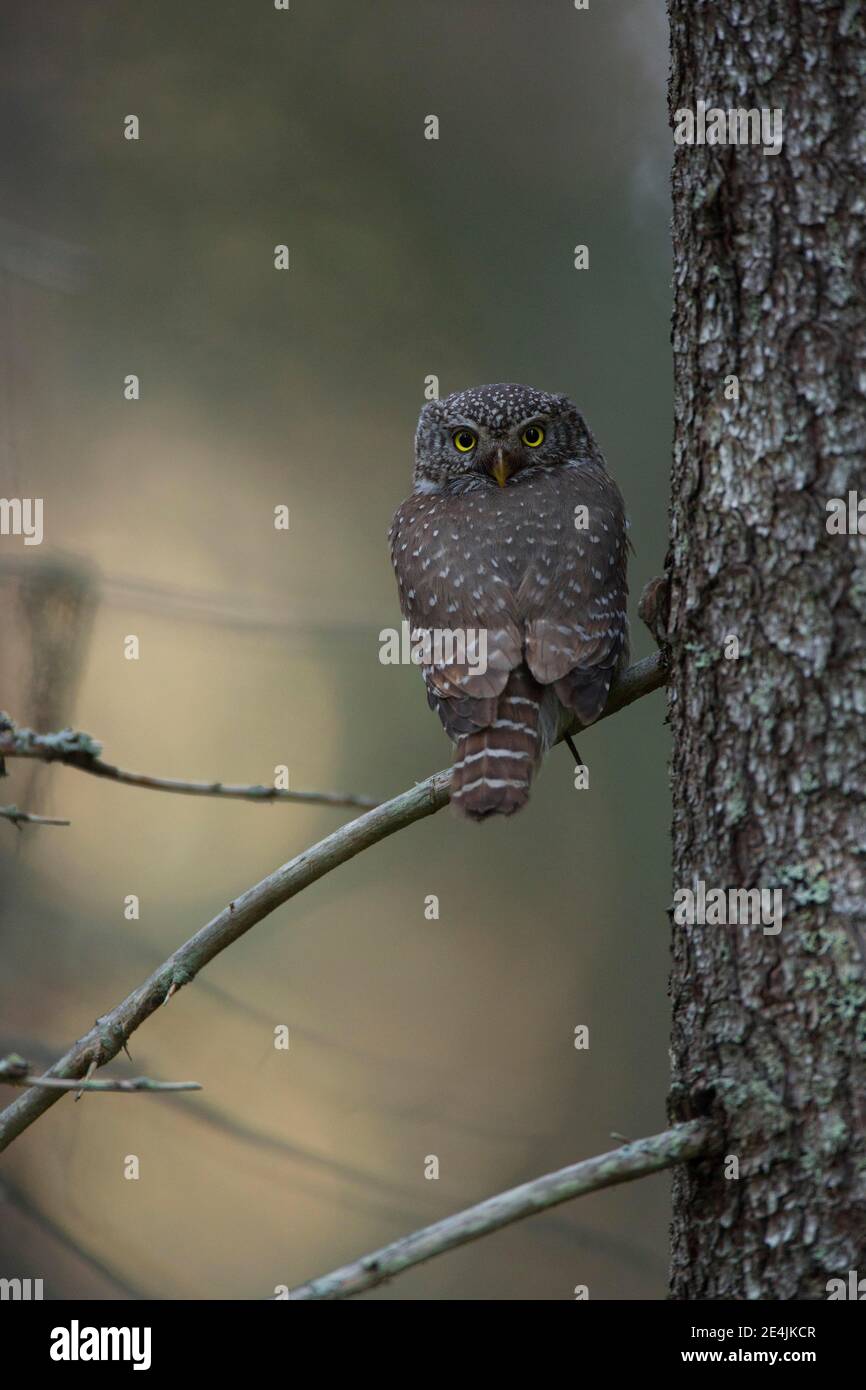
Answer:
[{"left": 389, "top": 383, "right": 629, "bottom": 819}]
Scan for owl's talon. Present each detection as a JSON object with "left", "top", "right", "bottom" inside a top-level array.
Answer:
[{"left": 564, "top": 733, "right": 584, "bottom": 767}]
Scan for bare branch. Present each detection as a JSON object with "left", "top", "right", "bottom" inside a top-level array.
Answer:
[
  {"left": 0, "top": 714, "right": 378, "bottom": 811},
  {"left": 0, "top": 652, "right": 667, "bottom": 1154},
  {"left": 0, "top": 771, "right": 450, "bottom": 1151},
  {"left": 289, "top": 1120, "right": 718, "bottom": 1299},
  {"left": 0, "top": 1054, "right": 201, "bottom": 1093},
  {"left": 0, "top": 804, "right": 70, "bottom": 828}
]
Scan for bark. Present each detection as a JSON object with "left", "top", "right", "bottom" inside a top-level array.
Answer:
[{"left": 666, "top": 0, "right": 866, "bottom": 1298}]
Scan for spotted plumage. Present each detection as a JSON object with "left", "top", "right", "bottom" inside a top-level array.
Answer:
[{"left": 389, "top": 383, "right": 629, "bottom": 819}]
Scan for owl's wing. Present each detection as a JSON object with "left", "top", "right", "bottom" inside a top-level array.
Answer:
[
  {"left": 520, "top": 462, "right": 629, "bottom": 726},
  {"left": 389, "top": 493, "right": 523, "bottom": 738}
]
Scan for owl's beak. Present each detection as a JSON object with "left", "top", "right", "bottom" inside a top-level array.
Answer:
[{"left": 490, "top": 448, "right": 513, "bottom": 488}]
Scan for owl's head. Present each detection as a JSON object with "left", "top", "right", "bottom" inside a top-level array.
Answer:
[{"left": 413, "top": 382, "right": 598, "bottom": 493}]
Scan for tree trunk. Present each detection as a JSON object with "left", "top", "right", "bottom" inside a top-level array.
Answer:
[{"left": 666, "top": 0, "right": 866, "bottom": 1298}]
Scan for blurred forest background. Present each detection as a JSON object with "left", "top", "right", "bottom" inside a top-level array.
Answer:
[{"left": 0, "top": 0, "right": 673, "bottom": 1299}]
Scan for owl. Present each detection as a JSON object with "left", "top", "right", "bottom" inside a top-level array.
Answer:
[{"left": 389, "top": 383, "right": 629, "bottom": 819}]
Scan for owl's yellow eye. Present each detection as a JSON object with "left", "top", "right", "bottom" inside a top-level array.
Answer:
[
  {"left": 521, "top": 424, "right": 545, "bottom": 448},
  {"left": 453, "top": 429, "right": 477, "bottom": 453}
]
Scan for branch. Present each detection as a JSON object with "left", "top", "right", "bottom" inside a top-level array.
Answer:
[
  {"left": 289, "top": 1119, "right": 718, "bottom": 1299},
  {"left": 0, "top": 714, "right": 378, "bottom": 811},
  {"left": 0, "top": 772, "right": 450, "bottom": 1151},
  {"left": 0, "top": 804, "right": 70, "bottom": 828},
  {"left": 0, "top": 1055, "right": 200, "bottom": 1093},
  {"left": 0, "top": 651, "right": 667, "bottom": 1154}
]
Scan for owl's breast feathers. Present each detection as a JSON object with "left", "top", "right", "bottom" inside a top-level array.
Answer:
[{"left": 389, "top": 460, "right": 629, "bottom": 758}]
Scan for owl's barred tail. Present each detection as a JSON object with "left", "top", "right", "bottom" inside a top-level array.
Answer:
[{"left": 450, "top": 668, "right": 543, "bottom": 820}]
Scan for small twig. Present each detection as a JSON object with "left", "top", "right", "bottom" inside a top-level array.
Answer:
[
  {"left": 289, "top": 1120, "right": 719, "bottom": 1299},
  {"left": 0, "top": 804, "right": 70, "bottom": 828},
  {"left": 75, "top": 1057, "right": 98, "bottom": 1102},
  {"left": 0, "top": 715, "right": 378, "bottom": 811},
  {"left": 41, "top": 1075, "right": 201, "bottom": 1093},
  {"left": 0, "top": 652, "right": 667, "bottom": 1154},
  {"left": 0, "top": 1054, "right": 201, "bottom": 1093}
]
